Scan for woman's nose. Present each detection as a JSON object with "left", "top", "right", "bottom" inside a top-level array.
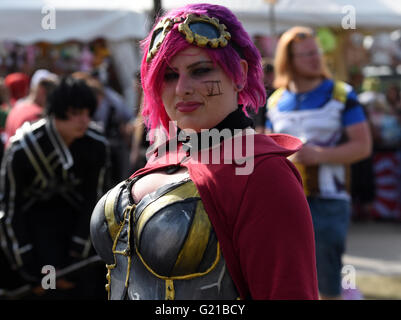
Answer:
[{"left": 175, "top": 74, "right": 194, "bottom": 97}]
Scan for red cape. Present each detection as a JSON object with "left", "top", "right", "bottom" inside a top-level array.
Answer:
[{"left": 131, "top": 133, "right": 318, "bottom": 299}]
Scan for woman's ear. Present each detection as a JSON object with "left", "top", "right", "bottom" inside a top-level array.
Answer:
[{"left": 235, "top": 59, "right": 248, "bottom": 92}]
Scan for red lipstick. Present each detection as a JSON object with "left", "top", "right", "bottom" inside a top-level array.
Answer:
[{"left": 175, "top": 101, "right": 202, "bottom": 113}]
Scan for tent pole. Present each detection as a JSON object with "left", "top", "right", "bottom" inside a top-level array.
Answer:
[{"left": 152, "top": 0, "right": 163, "bottom": 26}]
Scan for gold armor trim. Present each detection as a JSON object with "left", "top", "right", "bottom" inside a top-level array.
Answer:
[
  {"left": 104, "top": 182, "right": 125, "bottom": 240},
  {"left": 135, "top": 243, "right": 221, "bottom": 292},
  {"left": 165, "top": 279, "right": 175, "bottom": 300},
  {"left": 105, "top": 204, "right": 136, "bottom": 299}
]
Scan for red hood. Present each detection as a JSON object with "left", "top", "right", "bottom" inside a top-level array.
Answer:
[{"left": 130, "top": 133, "right": 302, "bottom": 179}]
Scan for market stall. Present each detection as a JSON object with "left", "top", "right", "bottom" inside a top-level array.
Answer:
[{"left": 0, "top": 0, "right": 151, "bottom": 109}]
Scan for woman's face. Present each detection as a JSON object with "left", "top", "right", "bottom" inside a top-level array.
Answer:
[{"left": 161, "top": 47, "right": 247, "bottom": 132}]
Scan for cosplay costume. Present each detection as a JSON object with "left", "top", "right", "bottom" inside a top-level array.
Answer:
[
  {"left": 91, "top": 109, "right": 318, "bottom": 300},
  {"left": 0, "top": 118, "right": 109, "bottom": 283},
  {"left": 267, "top": 79, "right": 367, "bottom": 297},
  {"left": 267, "top": 79, "right": 366, "bottom": 199}
]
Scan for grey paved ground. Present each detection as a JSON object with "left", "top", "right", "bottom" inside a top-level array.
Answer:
[
  {"left": 344, "top": 221, "right": 401, "bottom": 276},
  {"left": 342, "top": 221, "right": 401, "bottom": 299}
]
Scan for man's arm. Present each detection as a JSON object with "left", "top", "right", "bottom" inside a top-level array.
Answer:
[{"left": 291, "top": 121, "right": 372, "bottom": 165}]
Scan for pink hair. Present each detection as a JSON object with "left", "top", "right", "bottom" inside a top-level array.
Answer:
[{"left": 140, "top": 3, "right": 265, "bottom": 136}]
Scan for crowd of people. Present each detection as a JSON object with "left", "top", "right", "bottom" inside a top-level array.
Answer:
[
  {"left": 0, "top": 69, "right": 144, "bottom": 299},
  {"left": 353, "top": 78, "right": 401, "bottom": 221},
  {"left": 0, "top": 2, "right": 400, "bottom": 301}
]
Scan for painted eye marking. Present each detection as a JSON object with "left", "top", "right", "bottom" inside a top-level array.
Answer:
[{"left": 203, "top": 80, "right": 222, "bottom": 96}]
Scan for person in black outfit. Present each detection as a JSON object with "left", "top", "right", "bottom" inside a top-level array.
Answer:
[{"left": 0, "top": 76, "right": 110, "bottom": 299}]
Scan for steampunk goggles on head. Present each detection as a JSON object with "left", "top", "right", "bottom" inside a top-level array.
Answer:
[{"left": 146, "top": 13, "right": 231, "bottom": 62}]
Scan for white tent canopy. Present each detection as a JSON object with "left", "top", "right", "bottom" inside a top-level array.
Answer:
[
  {"left": 0, "top": 0, "right": 150, "bottom": 44},
  {"left": 0, "top": 0, "right": 400, "bottom": 43},
  {"left": 160, "top": 0, "right": 401, "bottom": 36}
]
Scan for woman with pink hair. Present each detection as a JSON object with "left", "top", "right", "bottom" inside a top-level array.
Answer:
[{"left": 90, "top": 3, "right": 317, "bottom": 300}]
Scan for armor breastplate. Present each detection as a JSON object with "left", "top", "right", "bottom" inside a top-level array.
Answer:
[{"left": 94, "top": 176, "right": 239, "bottom": 300}]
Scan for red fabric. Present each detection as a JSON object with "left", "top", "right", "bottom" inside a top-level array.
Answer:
[
  {"left": 130, "top": 133, "right": 318, "bottom": 300},
  {"left": 4, "top": 73, "right": 30, "bottom": 106},
  {"left": 4, "top": 102, "right": 43, "bottom": 146}
]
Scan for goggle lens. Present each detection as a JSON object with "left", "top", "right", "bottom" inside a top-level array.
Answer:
[
  {"left": 152, "top": 28, "right": 164, "bottom": 46},
  {"left": 189, "top": 22, "right": 220, "bottom": 39}
]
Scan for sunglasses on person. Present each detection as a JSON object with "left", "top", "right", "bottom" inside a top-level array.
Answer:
[
  {"left": 289, "top": 30, "right": 321, "bottom": 58},
  {"left": 292, "top": 31, "right": 316, "bottom": 42},
  {"left": 146, "top": 13, "right": 231, "bottom": 62}
]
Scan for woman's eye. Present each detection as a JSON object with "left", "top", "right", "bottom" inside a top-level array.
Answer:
[
  {"left": 193, "top": 68, "right": 212, "bottom": 76},
  {"left": 164, "top": 72, "right": 178, "bottom": 81}
]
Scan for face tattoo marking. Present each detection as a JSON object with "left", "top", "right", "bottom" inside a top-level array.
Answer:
[{"left": 203, "top": 80, "right": 223, "bottom": 97}]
